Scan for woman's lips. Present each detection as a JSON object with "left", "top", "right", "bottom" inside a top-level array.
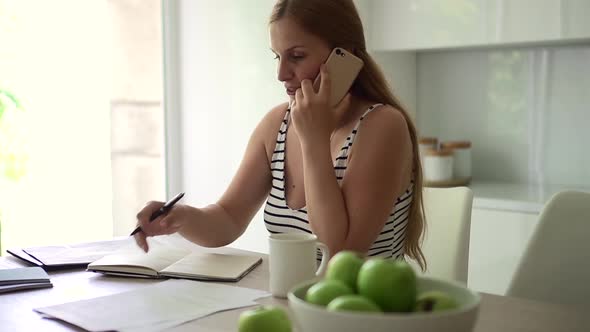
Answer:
[{"left": 286, "top": 87, "right": 298, "bottom": 95}]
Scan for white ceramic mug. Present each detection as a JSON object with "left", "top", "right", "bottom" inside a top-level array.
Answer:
[{"left": 268, "top": 233, "right": 330, "bottom": 298}]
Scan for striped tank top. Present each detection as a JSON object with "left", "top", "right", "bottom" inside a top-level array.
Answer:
[{"left": 264, "top": 103, "right": 414, "bottom": 260}]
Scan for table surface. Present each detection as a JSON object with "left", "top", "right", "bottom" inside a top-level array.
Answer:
[{"left": 1, "top": 247, "right": 588, "bottom": 332}]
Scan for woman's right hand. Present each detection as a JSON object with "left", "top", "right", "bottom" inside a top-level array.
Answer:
[{"left": 133, "top": 201, "right": 190, "bottom": 252}]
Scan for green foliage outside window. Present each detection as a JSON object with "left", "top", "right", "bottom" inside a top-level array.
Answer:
[
  {"left": 0, "top": 89, "right": 27, "bottom": 182},
  {"left": 0, "top": 88, "right": 28, "bottom": 252}
]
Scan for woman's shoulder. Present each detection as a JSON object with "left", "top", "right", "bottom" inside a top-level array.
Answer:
[
  {"left": 251, "top": 102, "right": 290, "bottom": 157},
  {"left": 266, "top": 101, "right": 290, "bottom": 122},
  {"left": 362, "top": 103, "right": 410, "bottom": 133},
  {"left": 258, "top": 102, "right": 290, "bottom": 132}
]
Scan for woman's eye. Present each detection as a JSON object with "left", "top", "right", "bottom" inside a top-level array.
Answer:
[
  {"left": 272, "top": 53, "right": 305, "bottom": 61},
  {"left": 290, "top": 55, "right": 305, "bottom": 61}
]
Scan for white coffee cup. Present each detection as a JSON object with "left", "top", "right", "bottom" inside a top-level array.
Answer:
[{"left": 268, "top": 233, "right": 330, "bottom": 298}]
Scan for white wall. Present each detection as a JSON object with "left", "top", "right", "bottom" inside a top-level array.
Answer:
[{"left": 372, "top": 52, "right": 418, "bottom": 118}]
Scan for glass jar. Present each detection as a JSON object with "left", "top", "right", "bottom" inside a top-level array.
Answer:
[
  {"left": 423, "top": 148, "right": 454, "bottom": 182},
  {"left": 440, "top": 141, "right": 472, "bottom": 180},
  {"left": 418, "top": 137, "right": 438, "bottom": 167}
]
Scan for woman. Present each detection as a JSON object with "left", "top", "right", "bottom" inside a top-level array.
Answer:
[{"left": 134, "top": 0, "right": 426, "bottom": 270}]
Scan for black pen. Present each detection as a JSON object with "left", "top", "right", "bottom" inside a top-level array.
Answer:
[{"left": 129, "top": 192, "right": 185, "bottom": 236}]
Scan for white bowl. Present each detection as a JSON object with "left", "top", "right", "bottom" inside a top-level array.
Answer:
[{"left": 287, "top": 276, "right": 480, "bottom": 332}]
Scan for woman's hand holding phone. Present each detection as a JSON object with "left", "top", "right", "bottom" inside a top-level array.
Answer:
[{"left": 291, "top": 65, "right": 352, "bottom": 147}]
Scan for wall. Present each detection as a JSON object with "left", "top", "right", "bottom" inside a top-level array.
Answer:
[
  {"left": 416, "top": 44, "right": 590, "bottom": 186},
  {"left": 373, "top": 52, "right": 418, "bottom": 118}
]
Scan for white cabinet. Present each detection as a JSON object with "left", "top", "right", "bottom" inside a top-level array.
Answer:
[
  {"left": 368, "top": 0, "right": 491, "bottom": 50},
  {"left": 367, "top": 0, "right": 590, "bottom": 51},
  {"left": 501, "top": 0, "right": 590, "bottom": 42},
  {"left": 468, "top": 208, "right": 538, "bottom": 295}
]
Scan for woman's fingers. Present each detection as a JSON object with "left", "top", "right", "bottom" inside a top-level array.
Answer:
[
  {"left": 135, "top": 201, "right": 163, "bottom": 234},
  {"left": 133, "top": 201, "right": 185, "bottom": 253},
  {"left": 300, "top": 79, "right": 314, "bottom": 98},
  {"left": 133, "top": 200, "right": 166, "bottom": 250},
  {"left": 294, "top": 88, "right": 304, "bottom": 108},
  {"left": 136, "top": 201, "right": 163, "bottom": 225},
  {"left": 134, "top": 231, "right": 149, "bottom": 252},
  {"left": 318, "top": 64, "right": 331, "bottom": 97}
]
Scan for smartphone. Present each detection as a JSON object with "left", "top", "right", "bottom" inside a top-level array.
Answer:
[{"left": 314, "top": 47, "right": 364, "bottom": 106}]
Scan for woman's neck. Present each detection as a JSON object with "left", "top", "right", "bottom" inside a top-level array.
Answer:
[{"left": 334, "top": 96, "right": 373, "bottom": 128}]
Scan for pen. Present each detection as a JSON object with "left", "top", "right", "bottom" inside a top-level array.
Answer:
[{"left": 129, "top": 192, "right": 185, "bottom": 236}]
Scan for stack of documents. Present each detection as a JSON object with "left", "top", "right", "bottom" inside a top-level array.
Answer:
[
  {"left": 34, "top": 279, "right": 270, "bottom": 332},
  {"left": 0, "top": 267, "right": 52, "bottom": 293}
]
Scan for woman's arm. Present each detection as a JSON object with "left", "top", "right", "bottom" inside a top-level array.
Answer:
[
  {"left": 135, "top": 105, "right": 286, "bottom": 251},
  {"left": 291, "top": 69, "right": 413, "bottom": 255},
  {"left": 302, "top": 106, "right": 413, "bottom": 254}
]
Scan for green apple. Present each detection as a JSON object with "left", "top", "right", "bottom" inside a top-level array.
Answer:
[
  {"left": 325, "top": 250, "right": 364, "bottom": 291},
  {"left": 327, "top": 294, "right": 382, "bottom": 313},
  {"left": 305, "top": 279, "right": 354, "bottom": 306},
  {"left": 238, "top": 305, "right": 292, "bottom": 332},
  {"left": 357, "top": 258, "right": 417, "bottom": 312},
  {"left": 414, "top": 291, "right": 458, "bottom": 312}
]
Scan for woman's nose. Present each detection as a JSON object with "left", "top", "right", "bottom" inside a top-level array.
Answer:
[{"left": 277, "top": 60, "right": 293, "bottom": 82}]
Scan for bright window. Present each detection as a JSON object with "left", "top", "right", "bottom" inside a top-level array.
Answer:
[{"left": 0, "top": 0, "right": 164, "bottom": 253}]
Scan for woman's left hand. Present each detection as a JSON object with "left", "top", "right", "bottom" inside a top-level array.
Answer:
[{"left": 291, "top": 65, "right": 351, "bottom": 147}]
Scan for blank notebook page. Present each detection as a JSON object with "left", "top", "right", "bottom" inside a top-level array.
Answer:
[{"left": 160, "top": 252, "right": 260, "bottom": 279}]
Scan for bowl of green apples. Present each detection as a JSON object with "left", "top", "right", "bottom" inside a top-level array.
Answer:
[{"left": 287, "top": 251, "right": 480, "bottom": 332}]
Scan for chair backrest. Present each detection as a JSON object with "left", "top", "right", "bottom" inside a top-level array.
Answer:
[
  {"left": 507, "top": 190, "right": 590, "bottom": 306},
  {"left": 414, "top": 186, "right": 473, "bottom": 284}
]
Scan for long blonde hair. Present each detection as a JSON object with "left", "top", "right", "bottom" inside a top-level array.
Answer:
[{"left": 270, "top": 0, "right": 427, "bottom": 270}]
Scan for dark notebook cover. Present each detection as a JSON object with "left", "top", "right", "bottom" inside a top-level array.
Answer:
[
  {"left": 7, "top": 238, "right": 131, "bottom": 271},
  {"left": 6, "top": 248, "right": 46, "bottom": 268}
]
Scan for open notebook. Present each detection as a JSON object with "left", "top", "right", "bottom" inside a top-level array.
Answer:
[{"left": 87, "top": 242, "right": 262, "bottom": 282}]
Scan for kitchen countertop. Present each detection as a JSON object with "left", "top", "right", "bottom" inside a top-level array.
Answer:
[{"left": 468, "top": 181, "right": 590, "bottom": 214}]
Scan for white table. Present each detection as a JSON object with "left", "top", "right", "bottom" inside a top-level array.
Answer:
[{"left": 1, "top": 248, "right": 588, "bottom": 332}]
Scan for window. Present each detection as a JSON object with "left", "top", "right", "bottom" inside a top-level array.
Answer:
[{"left": 0, "top": 0, "right": 164, "bottom": 253}]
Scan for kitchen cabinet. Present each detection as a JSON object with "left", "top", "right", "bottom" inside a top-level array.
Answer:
[
  {"left": 464, "top": 181, "right": 582, "bottom": 295},
  {"left": 468, "top": 207, "right": 538, "bottom": 295},
  {"left": 367, "top": 0, "right": 590, "bottom": 51}
]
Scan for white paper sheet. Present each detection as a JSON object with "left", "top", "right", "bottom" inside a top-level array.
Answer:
[
  {"left": 34, "top": 279, "right": 270, "bottom": 331},
  {"left": 120, "top": 303, "right": 260, "bottom": 332}
]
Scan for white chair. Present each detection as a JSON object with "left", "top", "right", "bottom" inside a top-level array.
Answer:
[
  {"left": 507, "top": 190, "right": 590, "bottom": 306},
  {"left": 413, "top": 186, "right": 473, "bottom": 284}
]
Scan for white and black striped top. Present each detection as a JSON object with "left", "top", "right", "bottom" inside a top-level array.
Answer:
[{"left": 264, "top": 104, "right": 414, "bottom": 260}]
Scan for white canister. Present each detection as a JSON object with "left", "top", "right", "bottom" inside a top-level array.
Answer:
[
  {"left": 418, "top": 137, "right": 438, "bottom": 167},
  {"left": 423, "top": 148, "right": 454, "bottom": 182},
  {"left": 440, "top": 141, "right": 472, "bottom": 180}
]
